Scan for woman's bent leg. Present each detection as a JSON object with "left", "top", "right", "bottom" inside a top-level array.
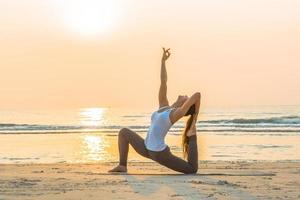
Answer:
[
  {"left": 186, "top": 135, "right": 198, "bottom": 172},
  {"left": 118, "top": 127, "right": 149, "bottom": 166},
  {"left": 153, "top": 135, "right": 198, "bottom": 174}
]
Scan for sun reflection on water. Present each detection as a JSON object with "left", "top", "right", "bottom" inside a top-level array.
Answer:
[
  {"left": 79, "top": 107, "right": 106, "bottom": 127},
  {"left": 78, "top": 108, "right": 110, "bottom": 162},
  {"left": 81, "top": 135, "right": 109, "bottom": 161}
]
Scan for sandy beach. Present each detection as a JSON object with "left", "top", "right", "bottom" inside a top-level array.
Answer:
[
  {"left": 1, "top": 0, "right": 300, "bottom": 199},
  {"left": 1, "top": 160, "right": 299, "bottom": 200}
]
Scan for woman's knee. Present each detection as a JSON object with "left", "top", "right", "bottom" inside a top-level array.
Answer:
[
  {"left": 184, "top": 166, "right": 198, "bottom": 174},
  {"left": 119, "top": 127, "right": 130, "bottom": 137}
]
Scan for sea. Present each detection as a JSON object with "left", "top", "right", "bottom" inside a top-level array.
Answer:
[{"left": 0, "top": 105, "right": 299, "bottom": 164}]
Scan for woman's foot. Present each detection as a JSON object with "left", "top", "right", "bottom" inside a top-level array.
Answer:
[
  {"left": 187, "top": 123, "right": 197, "bottom": 137},
  {"left": 187, "top": 130, "right": 196, "bottom": 137},
  {"left": 108, "top": 165, "right": 127, "bottom": 173}
]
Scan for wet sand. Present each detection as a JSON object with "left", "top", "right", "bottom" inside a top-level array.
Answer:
[{"left": 0, "top": 160, "right": 300, "bottom": 200}]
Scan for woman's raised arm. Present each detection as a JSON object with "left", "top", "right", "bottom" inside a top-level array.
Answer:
[{"left": 158, "top": 48, "right": 171, "bottom": 108}]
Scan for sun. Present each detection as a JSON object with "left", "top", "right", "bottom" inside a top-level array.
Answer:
[{"left": 60, "top": 0, "right": 119, "bottom": 36}]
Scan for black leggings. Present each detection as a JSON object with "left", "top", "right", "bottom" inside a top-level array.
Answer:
[{"left": 118, "top": 127, "right": 198, "bottom": 174}]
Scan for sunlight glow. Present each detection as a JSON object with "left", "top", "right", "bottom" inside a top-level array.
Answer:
[
  {"left": 79, "top": 108, "right": 106, "bottom": 127},
  {"left": 60, "top": 0, "right": 119, "bottom": 36},
  {"left": 82, "top": 135, "right": 107, "bottom": 161}
]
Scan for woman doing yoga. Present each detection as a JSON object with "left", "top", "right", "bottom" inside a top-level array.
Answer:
[{"left": 109, "top": 48, "right": 201, "bottom": 174}]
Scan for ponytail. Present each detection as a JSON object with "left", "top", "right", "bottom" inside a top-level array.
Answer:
[{"left": 182, "top": 113, "right": 195, "bottom": 158}]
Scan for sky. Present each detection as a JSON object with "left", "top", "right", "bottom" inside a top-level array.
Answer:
[{"left": 0, "top": 0, "right": 299, "bottom": 110}]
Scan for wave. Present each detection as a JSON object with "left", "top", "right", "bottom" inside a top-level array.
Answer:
[
  {"left": 2, "top": 124, "right": 298, "bottom": 132},
  {"left": 0, "top": 127, "right": 299, "bottom": 134},
  {"left": 0, "top": 115, "right": 299, "bottom": 134},
  {"left": 201, "top": 115, "right": 300, "bottom": 125},
  {"left": 121, "top": 115, "right": 145, "bottom": 118},
  {"left": 0, "top": 123, "right": 84, "bottom": 131}
]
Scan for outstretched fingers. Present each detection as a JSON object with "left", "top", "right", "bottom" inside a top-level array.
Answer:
[
  {"left": 162, "top": 47, "right": 171, "bottom": 61},
  {"left": 162, "top": 47, "right": 171, "bottom": 53},
  {"left": 166, "top": 51, "right": 171, "bottom": 58}
]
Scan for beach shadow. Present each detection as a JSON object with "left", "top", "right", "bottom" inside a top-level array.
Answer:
[{"left": 119, "top": 171, "right": 262, "bottom": 200}]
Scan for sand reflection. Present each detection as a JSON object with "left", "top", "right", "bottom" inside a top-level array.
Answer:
[{"left": 81, "top": 135, "right": 105, "bottom": 161}]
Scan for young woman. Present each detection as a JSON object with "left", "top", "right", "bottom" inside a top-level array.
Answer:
[{"left": 109, "top": 48, "right": 201, "bottom": 174}]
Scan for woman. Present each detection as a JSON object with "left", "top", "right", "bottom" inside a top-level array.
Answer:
[{"left": 109, "top": 48, "right": 201, "bottom": 174}]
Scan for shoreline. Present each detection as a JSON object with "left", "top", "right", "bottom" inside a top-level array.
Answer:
[
  {"left": 1, "top": 129, "right": 300, "bottom": 134},
  {"left": 1, "top": 160, "right": 300, "bottom": 199},
  {"left": 1, "top": 159, "right": 300, "bottom": 164},
  {"left": 1, "top": 133, "right": 300, "bottom": 164}
]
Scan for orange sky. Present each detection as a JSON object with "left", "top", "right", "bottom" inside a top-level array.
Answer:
[{"left": 0, "top": 0, "right": 299, "bottom": 110}]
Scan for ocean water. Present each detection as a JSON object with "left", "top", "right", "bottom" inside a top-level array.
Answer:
[{"left": 0, "top": 105, "right": 300, "bottom": 163}]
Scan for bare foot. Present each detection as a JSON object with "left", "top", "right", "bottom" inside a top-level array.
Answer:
[
  {"left": 108, "top": 165, "right": 127, "bottom": 173},
  {"left": 187, "top": 123, "right": 196, "bottom": 137},
  {"left": 187, "top": 130, "right": 196, "bottom": 137}
]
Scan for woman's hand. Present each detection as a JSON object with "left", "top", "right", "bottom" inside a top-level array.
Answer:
[{"left": 162, "top": 47, "right": 171, "bottom": 62}]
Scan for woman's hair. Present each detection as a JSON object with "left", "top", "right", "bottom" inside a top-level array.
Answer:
[{"left": 182, "top": 104, "right": 196, "bottom": 158}]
